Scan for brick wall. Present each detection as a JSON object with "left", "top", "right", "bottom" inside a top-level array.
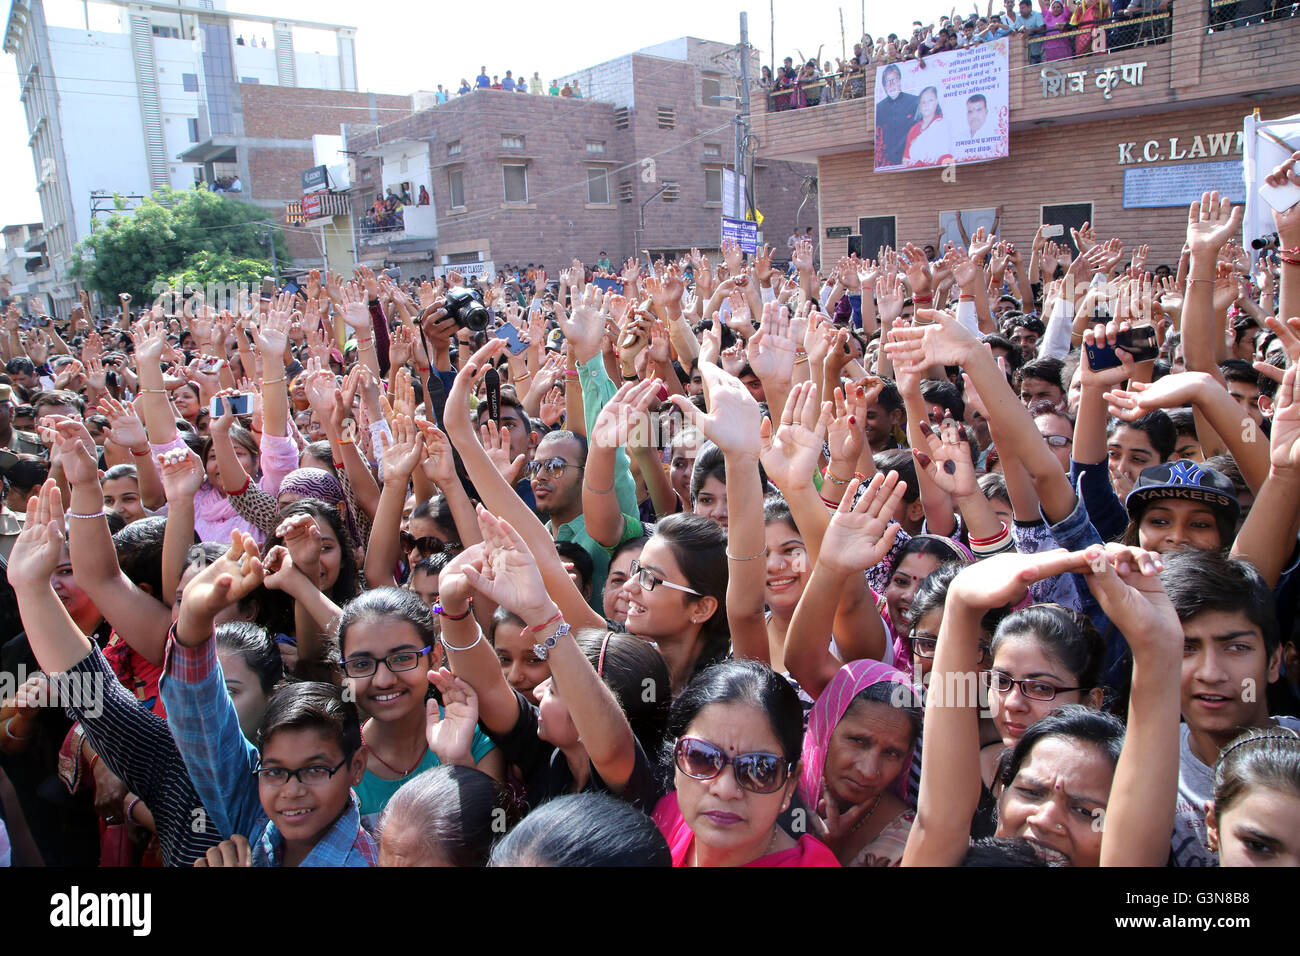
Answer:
[
  {"left": 814, "top": 93, "right": 1300, "bottom": 269},
  {"left": 239, "top": 84, "right": 412, "bottom": 139}
]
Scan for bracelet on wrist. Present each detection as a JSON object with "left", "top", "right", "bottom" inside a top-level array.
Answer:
[
  {"left": 441, "top": 627, "right": 486, "bottom": 652},
  {"left": 129, "top": 446, "right": 150, "bottom": 457},
  {"left": 526, "top": 609, "right": 564, "bottom": 634},
  {"left": 433, "top": 597, "right": 473, "bottom": 621},
  {"left": 67, "top": 509, "right": 108, "bottom": 520},
  {"left": 727, "top": 544, "right": 769, "bottom": 561},
  {"left": 532, "top": 621, "right": 571, "bottom": 662}
]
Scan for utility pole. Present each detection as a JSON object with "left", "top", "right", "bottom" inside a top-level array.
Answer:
[
  {"left": 734, "top": 12, "right": 752, "bottom": 223},
  {"left": 261, "top": 227, "right": 279, "bottom": 280}
]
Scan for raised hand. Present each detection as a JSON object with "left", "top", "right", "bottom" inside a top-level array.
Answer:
[
  {"left": 381, "top": 414, "right": 424, "bottom": 483},
  {"left": 670, "top": 360, "right": 762, "bottom": 459},
  {"left": 1186, "top": 191, "right": 1243, "bottom": 259},
  {"left": 414, "top": 420, "right": 458, "bottom": 488},
  {"left": 50, "top": 419, "right": 99, "bottom": 488},
  {"left": 876, "top": 271, "right": 905, "bottom": 324},
  {"left": 6, "top": 480, "right": 66, "bottom": 593},
  {"left": 1269, "top": 362, "right": 1300, "bottom": 475},
  {"left": 479, "top": 420, "right": 525, "bottom": 484},
  {"left": 176, "top": 531, "right": 264, "bottom": 644},
  {"left": 913, "top": 418, "right": 977, "bottom": 498},
  {"left": 540, "top": 386, "right": 565, "bottom": 428},
  {"left": 255, "top": 295, "right": 292, "bottom": 357},
  {"left": 460, "top": 507, "right": 553, "bottom": 620},
  {"left": 883, "top": 308, "right": 980, "bottom": 371},
  {"left": 339, "top": 281, "right": 372, "bottom": 330},
  {"left": 792, "top": 238, "right": 815, "bottom": 275},
  {"left": 746, "top": 301, "right": 797, "bottom": 386},
  {"left": 1102, "top": 371, "right": 1212, "bottom": 421},
  {"left": 818, "top": 472, "right": 908, "bottom": 575},
  {"left": 948, "top": 548, "right": 1091, "bottom": 611},
  {"left": 591, "top": 378, "right": 661, "bottom": 450},
  {"left": 100, "top": 397, "right": 149, "bottom": 452},
  {"left": 425, "top": 668, "right": 479, "bottom": 767},
  {"left": 157, "top": 445, "right": 207, "bottom": 502},
  {"left": 758, "top": 380, "right": 829, "bottom": 492}
]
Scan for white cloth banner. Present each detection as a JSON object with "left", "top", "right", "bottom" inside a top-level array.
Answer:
[
  {"left": 873, "top": 39, "right": 1009, "bottom": 172},
  {"left": 1242, "top": 111, "right": 1300, "bottom": 247}
]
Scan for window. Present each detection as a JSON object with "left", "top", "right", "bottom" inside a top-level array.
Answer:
[
  {"left": 701, "top": 74, "right": 722, "bottom": 105},
  {"left": 657, "top": 107, "right": 676, "bottom": 130},
  {"left": 503, "top": 163, "right": 528, "bottom": 203},
  {"left": 447, "top": 140, "right": 461, "bottom": 156},
  {"left": 501, "top": 134, "right": 525, "bottom": 149},
  {"left": 703, "top": 143, "right": 721, "bottom": 159},
  {"left": 587, "top": 166, "right": 609, "bottom": 205},
  {"left": 851, "top": 217, "right": 897, "bottom": 257},
  {"left": 585, "top": 141, "right": 605, "bottom": 154},
  {"left": 240, "top": 76, "right": 259, "bottom": 84},
  {"left": 662, "top": 181, "right": 679, "bottom": 202},
  {"left": 448, "top": 167, "right": 464, "bottom": 208},
  {"left": 187, "top": 118, "right": 199, "bottom": 143},
  {"left": 182, "top": 73, "right": 199, "bottom": 92},
  {"left": 704, "top": 169, "right": 722, "bottom": 205},
  {"left": 152, "top": 25, "right": 180, "bottom": 39}
]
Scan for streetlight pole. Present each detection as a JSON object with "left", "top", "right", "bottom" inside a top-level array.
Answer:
[{"left": 734, "top": 12, "right": 752, "bottom": 223}]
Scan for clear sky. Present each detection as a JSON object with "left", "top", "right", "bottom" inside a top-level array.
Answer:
[{"left": 0, "top": 0, "right": 971, "bottom": 228}]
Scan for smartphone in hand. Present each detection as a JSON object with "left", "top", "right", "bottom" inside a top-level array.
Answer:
[
  {"left": 1085, "top": 325, "right": 1159, "bottom": 371},
  {"left": 210, "top": 393, "right": 253, "bottom": 417}
]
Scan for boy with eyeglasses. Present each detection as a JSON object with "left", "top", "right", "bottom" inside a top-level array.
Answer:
[{"left": 160, "top": 533, "right": 375, "bottom": 866}]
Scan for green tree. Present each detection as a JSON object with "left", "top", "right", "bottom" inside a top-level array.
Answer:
[{"left": 69, "top": 186, "right": 290, "bottom": 302}]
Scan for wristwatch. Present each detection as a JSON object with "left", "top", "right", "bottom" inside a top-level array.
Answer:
[{"left": 533, "top": 622, "right": 571, "bottom": 662}]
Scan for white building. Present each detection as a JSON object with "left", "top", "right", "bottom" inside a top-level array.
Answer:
[{"left": 3, "top": 0, "right": 358, "bottom": 315}]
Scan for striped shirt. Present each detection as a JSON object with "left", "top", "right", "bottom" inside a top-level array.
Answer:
[{"left": 50, "top": 644, "right": 221, "bottom": 866}]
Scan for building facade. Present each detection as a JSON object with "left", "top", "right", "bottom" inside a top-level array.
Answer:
[
  {"left": 344, "top": 38, "right": 814, "bottom": 276},
  {"left": 751, "top": 4, "right": 1300, "bottom": 272},
  {"left": 4, "top": 0, "right": 360, "bottom": 314}
]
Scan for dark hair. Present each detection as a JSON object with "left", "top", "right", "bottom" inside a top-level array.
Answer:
[
  {"left": 1106, "top": 410, "right": 1175, "bottom": 462},
  {"left": 1219, "top": 358, "right": 1261, "bottom": 387},
  {"left": 336, "top": 586, "right": 439, "bottom": 659},
  {"left": 906, "top": 562, "right": 1004, "bottom": 637},
  {"left": 992, "top": 604, "right": 1106, "bottom": 693},
  {"left": 1202, "top": 454, "right": 1250, "bottom": 505},
  {"left": 664, "top": 660, "right": 804, "bottom": 784},
  {"left": 893, "top": 534, "right": 970, "bottom": 575},
  {"left": 380, "top": 765, "right": 513, "bottom": 867},
  {"left": 31, "top": 389, "right": 85, "bottom": 416},
  {"left": 200, "top": 425, "right": 260, "bottom": 477},
  {"left": 268, "top": 499, "right": 361, "bottom": 603},
  {"left": 981, "top": 334, "right": 1024, "bottom": 373},
  {"left": 488, "top": 792, "right": 671, "bottom": 867},
  {"left": 412, "top": 552, "right": 453, "bottom": 578},
  {"left": 410, "top": 495, "right": 461, "bottom": 549},
  {"left": 1160, "top": 550, "right": 1280, "bottom": 655},
  {"left": 101, "top": 463, "right": 139, "bottom": 484},
  {"left": 651, "top": 513, "right": 730, "bottom": 675},
  {"left": 1213, "top": 727, "right": 1300, "bottom": 817},
  {"left": 257, "top": 680, "right": 363, "bottom": 761},
  {"left": 574, "top": 627, "right": 671, "bottom": 760},
  {"left": 301, "top": 441, "right": 338, "bottom": 475},
  {"left": 610, "top": 535, "right": 648, "bottom": 566},
  {"left": 873, "top": 450, "right": 919, "bottom": 503},
  {"left": 921, "top": 378, "right": 965, "bottom": 424},
  {"left": 1028, "top": 399, "right": 1073, "bottom": 428},
  {"left": 214, "top": 621, "right": 284, "bottom": 693},
  {"left": 961, "top": 836, "right": 1053, "bottom": 866},
  {"left": 536, "top": 428, "right": 588, "bottom": 466},
  {"left": 882, "top": 63, "right": 902, "bottom": 84},
  {"left": 1166, "top": 406, "right": 1198, "bottom": 440},
  {"left": 996, "top": 705, "right": 1125, "bottom": 791},
  {"left": 1017, "top": 358, "right": 1065, "bottom": 394},
  {"left": 554, "top": 540, "right": 595, "bottom": 594},
  {"left": 873, "top": 378, "right": 904, "bottom": 414},
  {"left": 112, "top": 515, "right": 167, "bottom": 597},
  {"left": 690, "top": 442, "right": 726, "bottom": 502},
  {"left": 967, "top": 93, "right": 987, "bottom": 107},
  {"left": 762, "top": 494, "right": 794, "bottom": 529}
]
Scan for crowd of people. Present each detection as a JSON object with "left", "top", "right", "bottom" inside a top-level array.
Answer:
[
  {"left": 1, "top": 150, "right": 1300, "bottom": 869},
  {"left": 430, "top": 69, "right": 583, "bottom": 103},
  {"left": 767, "top": 0, "right": 1193, "bottom": 110}
]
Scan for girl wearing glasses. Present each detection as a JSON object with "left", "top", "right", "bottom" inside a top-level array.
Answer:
[
  {"left": 436, "top": 509, "right": 668, "bottom": 812},
  {"left": 335, "top": 588, "right": 503, "bottom": 829},
  {"left": 981, "top": 604, "right": 1106, "bottom": 792},
  {"left": 653, "top": 660, "right": 839, "bottom": 866},
  {"left": 904, "top": 546, "right": 1183, "bottom": 867}
]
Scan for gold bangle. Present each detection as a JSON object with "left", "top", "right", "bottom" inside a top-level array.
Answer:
[{"left": 727, "top": 545, "right": 769, "bottom": 561}]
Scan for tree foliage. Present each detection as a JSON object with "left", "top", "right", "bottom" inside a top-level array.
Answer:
[{"left": 69, "top": 186, "right": 290, "bottom": 302}]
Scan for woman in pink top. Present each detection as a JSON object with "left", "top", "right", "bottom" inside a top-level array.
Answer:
[{"left": 652, "top": 660, "right": 839, "bottom": 867}]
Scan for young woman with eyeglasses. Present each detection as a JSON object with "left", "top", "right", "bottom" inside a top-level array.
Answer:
[
  {"left": 903, "top": 546, "right": 1183, "bottom": 867},
  {"left": 440, "top": 343, "right": 728, "bottom": 698},
  {"left": 434, "top": 507, "right": 668, "bottom": 812},
  {"left": 653, "top": 660, "right": 839, "bottom": 866},
  {"left": 334, "top": 587, "right": 503, "bottom": 830}
]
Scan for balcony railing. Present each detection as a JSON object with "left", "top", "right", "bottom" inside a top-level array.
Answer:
[
  {"left": 1208, "top": 0, "right": 1298, "bottom": 30},
  {"left": 764, "top": 9, "right": 1175, "bottom": 113}
]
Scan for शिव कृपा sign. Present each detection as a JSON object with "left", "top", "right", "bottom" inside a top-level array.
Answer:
[{"left": 1040, "top": 61, "right": 1146, "bottom": 101}]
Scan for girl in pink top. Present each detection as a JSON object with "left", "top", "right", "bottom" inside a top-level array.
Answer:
[{"left": 651, "top": 660, "right": 839, "bottom": 867}]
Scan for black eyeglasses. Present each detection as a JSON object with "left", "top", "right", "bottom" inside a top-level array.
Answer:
[
  {"left": 401, "top": 532, "right": 457, "bottom": 557},
  {"left": 1042, "top": 434, "right": 1071, "bottom": 448},
  {"left": 339, "top": 645, "right": 432, "bottom": 679},
  {"left": 911, "top": 635, "right": 990, "bottom": 664},
  {"left": 983, "top": 670, "right": 1084, "bottom": 702},
  {"left": 255, "top": 757, "right": 348, "bottom": 787},
  {"left": 525, "top": 457, "right": 581, "bottom": 480},
  {"left": 673, "top": 737, "right": 792, "bottom": 794},
  {"left": 628, "top": 559, "right": 701, "bottom": 596}
]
